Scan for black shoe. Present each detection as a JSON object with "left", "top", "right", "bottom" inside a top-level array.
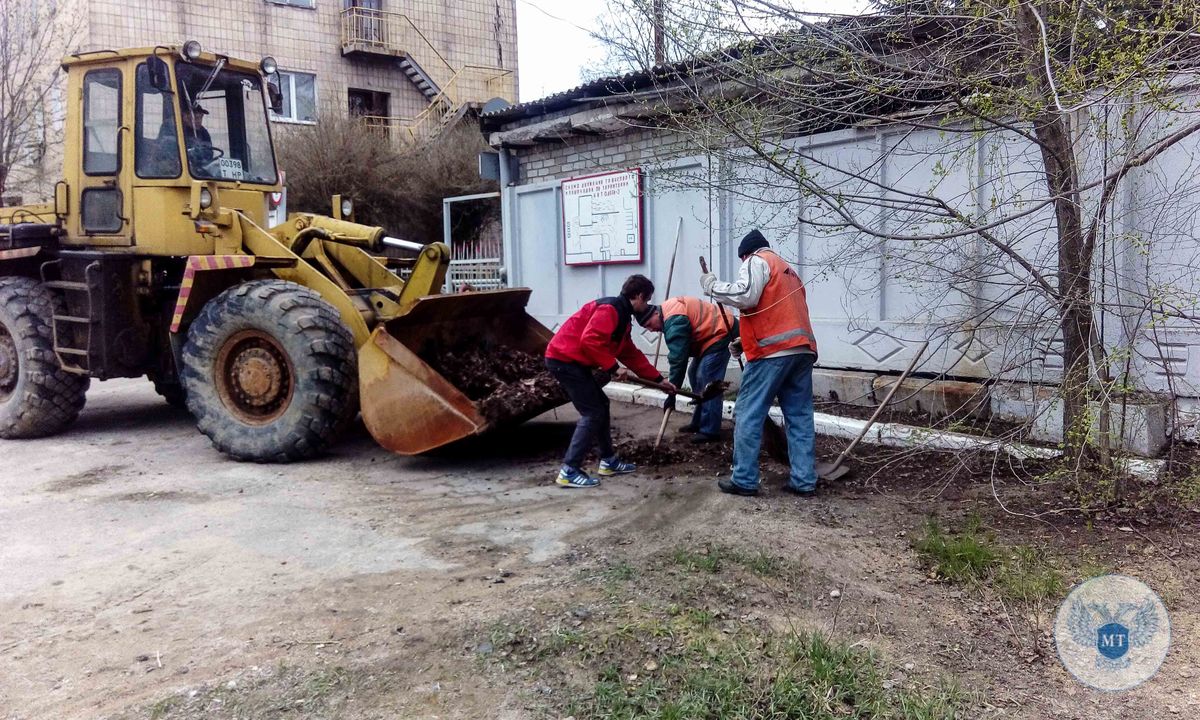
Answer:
[
  {"left": 718, "top": 479, "right": 758, "bottom": 496},
  {"left": 678, "top": 423, "right": 700, "bottom": 434},
  {"left": 690, "top": 433, "right": 720, "bottom": 444},
  {"left": 782, "top": 485, "right": 817, "bottom": 497}
]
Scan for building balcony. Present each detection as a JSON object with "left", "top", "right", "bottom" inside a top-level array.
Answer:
[
  {"left": 339, "top": 7, "right": 428, "bottom": 59},
  {"left": 339, "top": 8, "right": 514, "bottom": 106}
]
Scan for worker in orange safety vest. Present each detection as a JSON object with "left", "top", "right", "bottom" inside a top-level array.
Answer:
[
  {"left": 700, "top": 229, "right": 818, "bottom": 498},
  {"left": 642, "top": 296, "right": 738, "bottom": 443}
]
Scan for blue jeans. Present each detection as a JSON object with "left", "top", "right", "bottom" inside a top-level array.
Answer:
[
  {"left": 732, "top": 353, "right": 816, "bottom": 491},
  {"left": 688, "top": 347, "right": 730, "bottom": 436}
]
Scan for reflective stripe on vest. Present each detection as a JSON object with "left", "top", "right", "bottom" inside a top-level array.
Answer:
[
  {"left": 662, "top": 296, "right": 728, "bottom": 355},
  {"left": 740, "top": 249, "right": 817, "bottom": 361}
]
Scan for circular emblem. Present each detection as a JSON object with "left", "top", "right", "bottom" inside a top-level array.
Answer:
[{"left": 1055, "top": 575, "right": 1170, "bottom": 691}]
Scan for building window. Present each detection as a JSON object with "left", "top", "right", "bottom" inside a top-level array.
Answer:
[
  {"left": 348, "top": 88, "right": 389, "bottom": 118},
  {"left": 270, "top": 71, "right": 317, "bottom": 124},
  {"left": 349, "top": 88, "right": 391, "bottom": 136},
  {"left": 267, "top": 0, "right": 315, "bottom": 8}
]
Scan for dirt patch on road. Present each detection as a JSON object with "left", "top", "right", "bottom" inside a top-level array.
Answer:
[
  {"left": 44, "top": 464, "right": 128, "bottom": 492},
  {"left": 104, "top": 490, "right": 211, "bottom": 504}
]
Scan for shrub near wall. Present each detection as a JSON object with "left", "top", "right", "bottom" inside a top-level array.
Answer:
[{"left": 275, "top": 116, "right": 497, "bottom": 243}]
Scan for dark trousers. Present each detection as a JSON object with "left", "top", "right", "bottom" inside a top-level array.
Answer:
[{"left": 546, "top": 358, "right": 613, "bottom": 469}]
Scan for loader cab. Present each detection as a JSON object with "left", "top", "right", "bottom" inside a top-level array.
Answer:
[
  {"left": 171, "top": 61, "right": 278, "bottom": 186},
  {"left": 61, "top": 46, "right": 282, "bottom": 255}
]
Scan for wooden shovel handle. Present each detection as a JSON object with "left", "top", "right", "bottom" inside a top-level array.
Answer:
[{"left": 828, "top": 340, "right": 930, "bottom": 471}]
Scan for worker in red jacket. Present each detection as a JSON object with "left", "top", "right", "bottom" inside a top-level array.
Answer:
[{"left": 545, "top": 274, "right": 677, "bottom": 487}]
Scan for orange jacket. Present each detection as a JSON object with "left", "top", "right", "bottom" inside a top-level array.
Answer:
[
  {"left": 740, "top": 250, "right": 817, "bottom": 361},
  {"left": 661, "top": 296, "right": 730, "bottom": 356}
]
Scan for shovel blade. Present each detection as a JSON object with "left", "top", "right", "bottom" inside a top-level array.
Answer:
[
  {"left": 816, "top": 461, "right": 851, "bottom": 482},
  {"left": 762, "top": 417, "right": 789, "bottom": 465},
  {"left": 698, "top": 380, "right": 730, "bottom": 402}
]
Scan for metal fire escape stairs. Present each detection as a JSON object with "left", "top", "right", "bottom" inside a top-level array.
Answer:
[{"left": 396, "top": 54, "right": 467, "bottom": 140}]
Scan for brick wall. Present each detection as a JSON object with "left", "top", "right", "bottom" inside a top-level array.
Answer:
[
  {"left": 515, "top": 125, "right": 688, "bottom": 184},
  {"left": 85, "top": 0, "right": 518, "bottom": 122}
]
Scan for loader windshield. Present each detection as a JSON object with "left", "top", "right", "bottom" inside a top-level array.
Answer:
[{"left": 175, "top": 62, "right": 278, "bottom": 185}]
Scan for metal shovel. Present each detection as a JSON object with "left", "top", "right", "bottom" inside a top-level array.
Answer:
[
  {"left": 623, "top": 375, "right": 729, "bottom": 402},
  {"left": 815, "top": 341, "right": 929, "bottom": 481}
]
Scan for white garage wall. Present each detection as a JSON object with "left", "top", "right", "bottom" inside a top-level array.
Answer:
[{"left": 498, "top": 115, "right": 1200, "bottom": 399}]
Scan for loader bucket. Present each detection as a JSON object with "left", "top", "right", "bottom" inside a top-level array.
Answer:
[{"left": 358, "top": 288, "right": 565, "bottom": 455}]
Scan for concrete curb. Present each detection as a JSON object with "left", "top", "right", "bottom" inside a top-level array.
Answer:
[{"left": 603, "top": 383, "right": 1164, "bottom": 480}]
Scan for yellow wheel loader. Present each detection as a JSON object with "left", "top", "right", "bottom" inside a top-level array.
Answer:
[{"left": 0, "top": 44, "right": 560, "bottom": 462}]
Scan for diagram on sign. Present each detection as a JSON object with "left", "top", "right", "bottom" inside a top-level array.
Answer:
[{"left": 561, "top": 169, "right": 643, "bottom": 265}]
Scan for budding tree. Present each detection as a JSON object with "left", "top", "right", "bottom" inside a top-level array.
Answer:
[
  {"left": 584, "top": 0, "right": 742, "bottom": 79},
  {"left": 0, "top": 0, "right": 82, "bottom": 202}
]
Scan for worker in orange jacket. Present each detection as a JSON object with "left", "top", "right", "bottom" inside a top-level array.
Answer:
[
  {"left": 701, "top": 230, "right": 818, "bottom": 498},
  {"left": 642, "top": 296, "right": 738, "bottom": 443}
]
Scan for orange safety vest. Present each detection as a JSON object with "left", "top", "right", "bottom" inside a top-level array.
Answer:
[
  {"left": 740, "top": 249, "right": 817, "bottom": 361},
  {"left": 662, "top": 296, "right": 730, "bottom": 355}
]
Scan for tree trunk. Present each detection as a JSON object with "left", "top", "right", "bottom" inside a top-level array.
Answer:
[{"left": 1016, "top": 4, "right": 1098, "bottom": 467}]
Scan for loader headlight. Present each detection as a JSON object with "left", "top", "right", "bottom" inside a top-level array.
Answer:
[
  {"left": 199, "top": 187, "right": 213, "bottom": 209},
  {"left": 181, "top": 40, "right": 203, "bottom": 61},
  {"left": 260, "top": 56, "right": 278, "bottom": 76},
  {"left": 340, "top": 198, "right": 353, "bottom": 218}
]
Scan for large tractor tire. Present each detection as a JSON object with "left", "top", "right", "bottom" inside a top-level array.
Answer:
[
  {"left": 181, "top": 280, "right": 357, "bottom": 462},
  {"left": 0, "top": 277, "right": 90, "bottom": 438}
]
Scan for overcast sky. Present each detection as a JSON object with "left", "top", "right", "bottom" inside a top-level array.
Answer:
[{"left": 515, "top": 0, "right": 867, "bottom": 103}]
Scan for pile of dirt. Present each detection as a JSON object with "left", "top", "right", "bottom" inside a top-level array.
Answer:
[
  {"left": 615, "top": 435, "right": 734, "bottom": 467},
  {"left": 423, "top": 345, "right": 567, "bottom": 423}
]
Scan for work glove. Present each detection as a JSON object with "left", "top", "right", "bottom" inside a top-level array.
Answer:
[
  {"left": 663, "top": 393, "right": 677, "bottom": 411},
  {"left": 700, "top": 272, "right": 717, "bottom": 294},
  {"left": 730, "top": 338, "right": 743, "bottom": 359}
]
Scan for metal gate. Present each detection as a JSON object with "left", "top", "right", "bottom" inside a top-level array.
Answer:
[{"left": 443, "top": 191, "right": 504, "bottom": 292}]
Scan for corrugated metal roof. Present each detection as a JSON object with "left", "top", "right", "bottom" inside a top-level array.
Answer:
[{"left": 480, "top": 62, "right": 688, "bottom": 128}]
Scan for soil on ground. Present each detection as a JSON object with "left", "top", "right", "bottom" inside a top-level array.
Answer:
[{"left": 2, "top": 380, "right": 1198, "bottom": 720}]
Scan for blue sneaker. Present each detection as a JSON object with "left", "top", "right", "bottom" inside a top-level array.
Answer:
[
  {"left": 598, "top": 457, "right": 636, "bottom": 476},
  {"left": 557, "top": 466, "right": 599, "bottom": 488}
]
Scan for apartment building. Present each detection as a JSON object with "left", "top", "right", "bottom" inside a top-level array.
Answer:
[{"left": 6, "top": 0, "right": 517, "bottom": 203}]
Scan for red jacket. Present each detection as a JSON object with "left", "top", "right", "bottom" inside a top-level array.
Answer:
[{"left": 545, "top": 296, "right": 661, "bottom": 380}]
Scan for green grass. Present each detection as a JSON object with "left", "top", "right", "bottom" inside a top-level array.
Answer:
[
  {"left": 994, "top": 546, "right": 1066, "bottom": 604},
  {"left": 913, "top": 517, "right": 1067, "bottom": 605},
  {"left": 482, "top": 546, "right": 973, "bottom": 719},
  {"left": 672, "top": 546, "right": 726, "bottom": 573},
  {"left": 672, "top": 544, "right": 788, "bottom": 579},
  {"left": 603, "top": 560, "right": 637, "bottom": 582},
  {"left": 741, "top": 550, "right": 782, "bottom": 577},
  {"left": 913, "top": 517, "right": 1000, "bottom": 584},
  {"left": 1173, "top": 471, "right": 1200, "bottom": 508},
  {"left": 148, "top": 696, "right": 179, "bottom": 720},
  {"left": 568, "top": 629, "right": 966, "bottom": 720}
]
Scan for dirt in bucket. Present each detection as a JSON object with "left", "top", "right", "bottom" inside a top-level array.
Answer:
[{"left": 422, "top": 345, "right": 568, "bottom": 424}]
